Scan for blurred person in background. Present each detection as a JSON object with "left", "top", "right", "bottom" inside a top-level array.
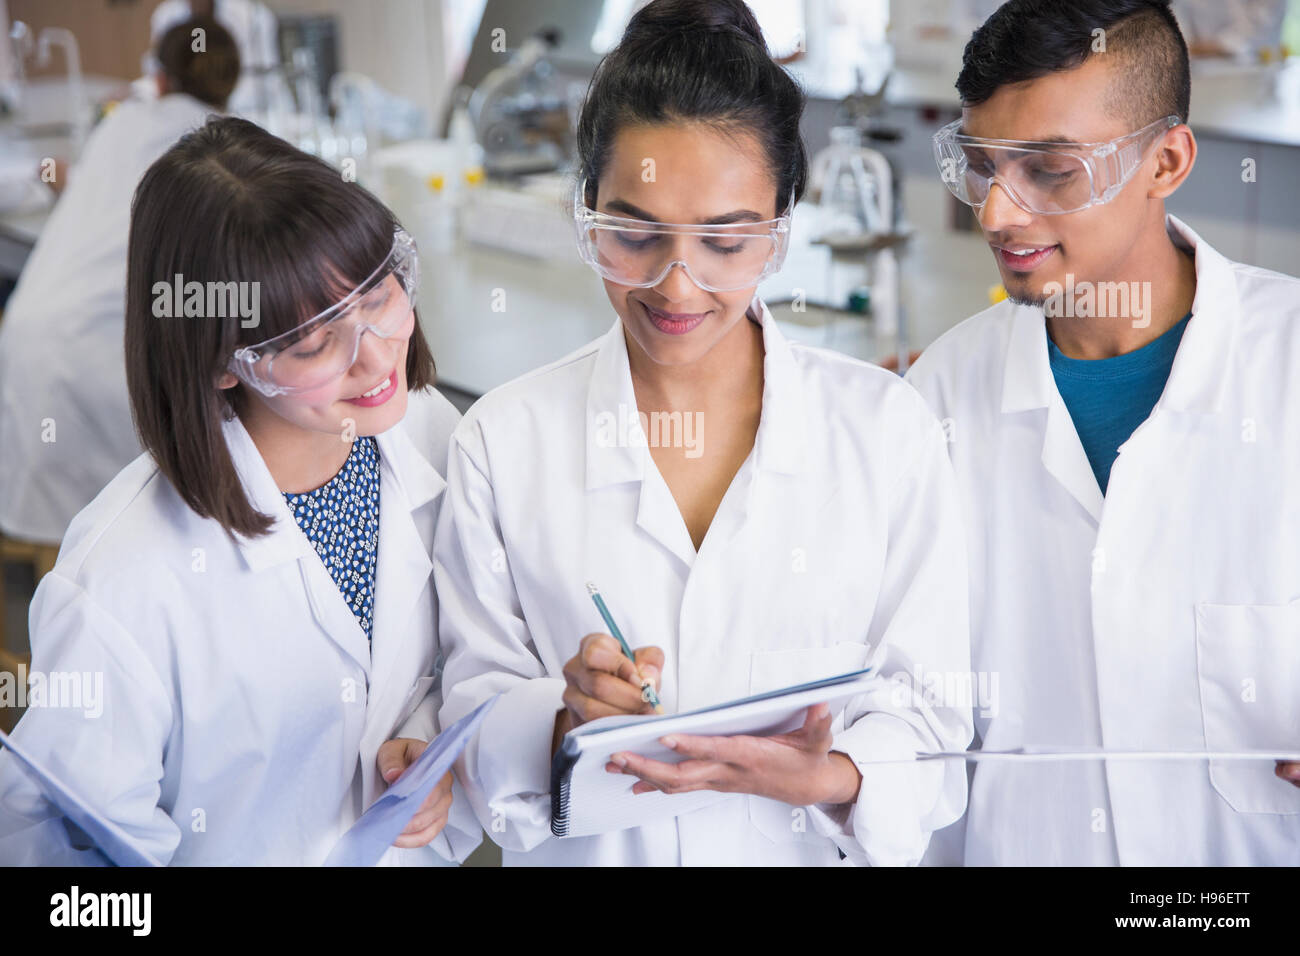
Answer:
[
  {"left": 0, "top": 17, "right": 238, "bottom": 549},
  {"left": 149, "top": 0, "right": 280, "bottom": 115}
]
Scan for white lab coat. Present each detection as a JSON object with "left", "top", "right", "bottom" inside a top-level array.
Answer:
[
  {"left": 435, "top": 297, "right": 973, "bottom": 866},
  {"left": 907, "top": 216, "right": 1300, "bottom": 865},
  {"left": 0, "top": 93, "right": 218, "bottom": 545},
  {"left": 0, "top": 387, "right": 482, "bottom": 865}
]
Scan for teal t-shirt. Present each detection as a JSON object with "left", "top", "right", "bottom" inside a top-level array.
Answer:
[{"left": 1047, "top": 313, "right": 1191, "bottom": 494}]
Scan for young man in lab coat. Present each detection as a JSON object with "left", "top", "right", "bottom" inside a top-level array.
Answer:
[{"left": 907, "top": 0, "right": 1300, "bottom": 865}]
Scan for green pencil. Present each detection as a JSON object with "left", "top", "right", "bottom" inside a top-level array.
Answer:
[{"left": 585, "top": 582, "right": 664, "bottom": 713}]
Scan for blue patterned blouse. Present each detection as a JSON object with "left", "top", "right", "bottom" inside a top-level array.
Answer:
[{"left": 283, "top": 436, "right": 381, "bottom": 641}]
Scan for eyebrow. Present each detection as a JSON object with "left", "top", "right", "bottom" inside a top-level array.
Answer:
[
  {"left": 961, "top": 128, "right": 1084, "bottom": 146},
  {"left": 603, "top": 198, "right": 766, "bottom": 224},
  {"left": 359, "top": 284, "right": 392, "bottom": 304}
]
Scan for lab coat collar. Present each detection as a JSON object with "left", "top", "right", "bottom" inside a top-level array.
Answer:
[
  {"left": 1155, "top": 215, "right": 1237, "bottom": 415},
  {"left": 222, "top": 408, "right": 446, "bottom": 571},
  {"left": 752, "top": 296, "right": 808, "bottom": 477},
  {"left": 1000, "top": 214, "right": 1237, "bottom": 416},
  {"left": 222, "top": 413, "right": 316, "bottom": 571},
  {"left": 999, "top": 301, "right": 1057, "bottom": 415},
  {"left": 221, "top": 410, "right": 446, "bottom": 676},
  {"left": 999, "top": 301, "right": 1103, "bottom": 518},
  {"left": 221, "top": 413, "right": 372, "bottom": 674},
  {"left": 584, "top": 295, "right": 806, "bottom": 491},
  {"left": 998, "top": 303, "right": 1103, "bottom": 523},
  {"left": 372, "top": 413, "right": 448, "bottom": 513},
  {"left": 368, "top": 418, "right": 445, "bottom": 715},
  {"left": 585, "top": 319, "right": 646, "bottom": 490},
  {"left": 997, "top": 214, "right": 1240, "bottom": 523}
]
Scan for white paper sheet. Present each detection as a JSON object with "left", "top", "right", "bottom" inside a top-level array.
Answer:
[
  {"left": 324, "top": 696, "right": 495, "bottom": 867},
  {"left": 552, "top": 669, "right": 877, "bottom": 838},
  {"left": 0, "top": 726, "right": 164, "bottom": 866}
]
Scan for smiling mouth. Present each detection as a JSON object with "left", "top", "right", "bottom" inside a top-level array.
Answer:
[
  {"left": 344, "top": 368, "right": 398, "bottom": 406},
  {"left": 358, "top": 376, "right": 391, "bottom": 398},
  {"left": 638, "top": 300, "right": 710, "bottom": 335},
  {"left": 994, "top": 243, "right": 1058, "bottom": 271}
]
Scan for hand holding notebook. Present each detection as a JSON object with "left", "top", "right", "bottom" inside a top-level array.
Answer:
[{"left": 551, "top": 668, "right": 877, "bottom": 838}]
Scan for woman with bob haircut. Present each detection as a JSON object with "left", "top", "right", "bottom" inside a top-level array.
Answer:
[{"left": 0, "top": 116, "right": 480, "bottom": 866}]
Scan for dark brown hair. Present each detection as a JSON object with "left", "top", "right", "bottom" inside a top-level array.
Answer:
[
  {"left": 125, "top": 116, "right": 437, "bottom": 538},
  {"left": 576, "top": 0, "right": 808, "bottom": 213},
  {"left": 156, "top": 15, "right": 240, "bottom": 109},
  {"left": 957, "top": 0, "right": 1191, "bottom": 127}
]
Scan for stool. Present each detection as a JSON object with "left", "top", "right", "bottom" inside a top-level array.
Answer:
[
  {"left": 0, "top": 534, "right": 59, "bottom": 722},
  {"left": 0, "top": 647, "right": 31, "bottom": 734}
]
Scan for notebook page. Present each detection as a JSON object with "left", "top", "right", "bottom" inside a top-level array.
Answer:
[{"left": 553, "top": 670, "right": 877, "bottom": 838}]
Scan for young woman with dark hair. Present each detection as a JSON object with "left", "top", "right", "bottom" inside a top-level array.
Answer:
[
  {"left": 437, "top": 0, "right": 972, "bottom": 866},
  {"left": 0, "top": 117, "right": 480, "bottom": 866}
]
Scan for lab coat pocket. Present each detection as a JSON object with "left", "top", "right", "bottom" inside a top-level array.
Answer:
[
  {"left": 1194, "top": 601, "right": 1300, "bottom": 815},
  {"left": 393, "top": 676, "right": 438, "bottom": 736},
  {"left": 746, "top": 642, "right": 871, "bottom": 843}
]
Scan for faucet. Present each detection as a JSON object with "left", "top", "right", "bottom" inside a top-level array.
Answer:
[
  {"left": 6, "top": 20, "right": 33, "bottom": 112},
  {"left": 35, "top": 26, "right": 87, "bottom": 157},
  {"left": 328, "top": 71, "right": 377, "bottom": 168}
]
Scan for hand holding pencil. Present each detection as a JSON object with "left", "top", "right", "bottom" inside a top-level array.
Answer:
[
  {"left": 586, "top": 582, "right": 663, "bottom": 713},
  {"left": 555, "top": 584, "right": 665, "bottom": 740}
]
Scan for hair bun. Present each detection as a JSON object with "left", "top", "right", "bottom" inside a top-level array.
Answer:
[
  {"left": 623, "top": 0, "right": 769, "bottom": 54},
  {"left": 577, "top": 0, "right": 807, "bottom": 215}
]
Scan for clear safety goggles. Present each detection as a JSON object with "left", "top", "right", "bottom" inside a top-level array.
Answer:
[
  {"left": 572, "top": 178, "right": 792, "bottom": 293},
  {"left": 932, "top": 115, "right": 1180, "bottom": 215},
  {"left": 229, "top": 229, "right": 419, "bottom": 397}
]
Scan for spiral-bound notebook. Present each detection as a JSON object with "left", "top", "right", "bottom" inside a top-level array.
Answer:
[{"left": 550, "top": 668, "right": 876, "bottom": 838}]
